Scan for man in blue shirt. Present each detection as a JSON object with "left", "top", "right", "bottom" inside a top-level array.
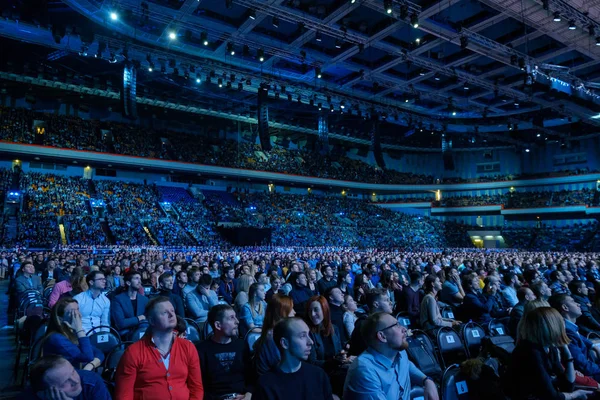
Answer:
[
  {"left": 343, "top": 312, "right": 439, "bottom": 400},
  {"left": 26, "top": 355, "right": 111, "bottom": 399},
  {"left": 549, "top": 294, "right": 600, "bottom": 381}
]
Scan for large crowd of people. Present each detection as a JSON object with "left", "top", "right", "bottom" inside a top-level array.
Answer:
[
  {"left": 8, "top": 246, "right": 600, "bottom": 399},
  {"left": 431, "top": 188, "right": 597, "bottom": 208},
  {"left": 1, "top": 106, "right": 596, "bottom": 185}
]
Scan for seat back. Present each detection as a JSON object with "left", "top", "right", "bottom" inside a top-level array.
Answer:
[
  {"left": 462, "top": 322, "right": 485, "bottom": 358},
  {"left": 184, "top": 319, "right": 202, "bottom": 344},
  {"left": 201, "top": 319, "right": 213, "bottom": 341},
  {"left": 143, "top": 286, "right": 154, "bottom": 296},
  {"left": 410, "top": 386, "right": 425, "bottom": 400},
  {"left": 437, "top": 327, "right": 467, "bottom": 369},
  {"left": 129, "top": 322, "right": 149, "bottom": 342},
  {"left": 406, "top": 330, "right": 443, "bottom": 380},
  {"left": 442, "top": 364, "right": 470, "bottom": 400},
  {"left": 87, "top": 326, "right": 122, "bottom": 354},
  {"left": 441, "top": 307, "right": 456, "bottom": 320},
  {"left": 102, "top": 346, "right": 128, "bottom": 383},
  {"left": 396, "top": 312, "right": 413, "bottom": 330},
  {"left": 487, "top": 319, "right": 507, "bottom": 337},
  {"left": 245, "top": 328, "right": 262, "bottom": 352}
]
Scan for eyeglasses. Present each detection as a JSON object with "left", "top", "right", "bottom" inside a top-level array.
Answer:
[{"left": 378, "top": 321, "right": 401, "bottom": 334}]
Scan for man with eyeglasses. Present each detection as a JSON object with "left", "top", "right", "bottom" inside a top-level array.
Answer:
[
  {"left": 74, "top": 271, "right": 111, "bottom": 334},
  {"left": 343, "top": 312, "right": 439, "bottom": 400}
]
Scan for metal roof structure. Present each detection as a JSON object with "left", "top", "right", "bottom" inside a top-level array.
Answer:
[{"left": 1, "top": 0, "right": 600, "bottom": 150}]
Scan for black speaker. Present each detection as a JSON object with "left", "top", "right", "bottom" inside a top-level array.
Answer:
[
  {"left": 443, "top": 152, "right": 455, "bottom": 171},
  {"left": 370, "top": 116, "right": 386, "bottom": 169},
  {"left": 121, "top": 63, "right": 137, "bottom": 120},
  {"left": 257, "top": 89, "right": 271, "bottom": 151}
]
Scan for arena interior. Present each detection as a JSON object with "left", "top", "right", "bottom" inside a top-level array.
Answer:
[{"left": 2, "top": 0, "right": 600, "bottom": 398}]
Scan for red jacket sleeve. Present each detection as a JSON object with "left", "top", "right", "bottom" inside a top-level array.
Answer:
[
  {"left": 115, "top": 345, "right": 138, "bottom": 400},
  {"left": 186, "top": 343, "right": 204, "bottom": 400}
]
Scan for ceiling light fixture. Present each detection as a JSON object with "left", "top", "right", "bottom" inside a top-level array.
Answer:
[
  {"left": 248, "top": 9, "right": 256, "bottom": 20},
  {"left": 410, "top": 13, "right": 419, "bottom": 28},
  {"left": 168, "top": 31, "right": 177, "bottom": 40},
  {"left": 553, "top": 12, "right": 561, "bottom": 22},
  {"left": 227, "top": 42, "right": 235, "bottom": 55},
  {"left": 110, "top": 12, "right": 118, "bottom": 21},
  {"left": 569, "top": 20, "right": 576, "bottom": 30},
  {"left": 257, "top": 48, "right": 265, "bottom": 62},
  {"left": 272, "top": 16, "right": 279, "bottom": 28},
  {"left": 316, "top": 31, "right": 322, "bottom": 42},
  {"left": 596, "top": 37, "right": 600, "bottom": 46},
  {"left": 316, "top": 67, "right": 322, "bottom": 78},
  {"left": 201, "top": 32, "right": 208, "bottom": 46},
  {"left": 384, "top": 0, "right": 393, "bottom": 14}
]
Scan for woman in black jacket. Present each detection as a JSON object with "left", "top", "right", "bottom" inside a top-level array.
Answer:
[
  {"left": 509, "top": 306, "right": 591, "bottom": 400},
  {"left": 304, "top": 295, "right": 351, "bottom": 396}
]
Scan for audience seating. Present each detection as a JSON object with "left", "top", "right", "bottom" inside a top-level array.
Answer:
[{"left": 86, "top": 326, "right": 122, "bottom": 355}]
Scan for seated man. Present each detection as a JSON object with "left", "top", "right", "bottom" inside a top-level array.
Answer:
[
  {"left": 196, "top": 304, "right": 252, "bottom": 400},
  {"left": 73, "top": 271, "right": 110, "bottom": 334},
  {"left": 549, "top": 270, "right": 570, "bottom": 295},
  {"left": 348, "top": 289, "right": 394, "bottom": 356},
  {"left": 153, "top": 272, "right": 185, "bottom": 318},
  {"left": 460, "top": 274, "right": 495, "bottom": 325},
  {"left": 186, "top": 274, "right": 218, "bottom": 325},
  {"left": 115, "top": 297, "right": 204, "bottom": 399},
  {"left": 326, "top": 286, "right": 348, "bottom": 344},
  {"left": 569, "top": 280, "right": 600, "bottom": 336},
  {"left": 254, "top": 317, "right": 333, "bottom": 400},
  {"left": 111, "top": 271, "right": 149, "bottom": 338},
  {"left": 550, "top": 294, "right": 600, "bottom": 381},
  {"left": 26, "top": 355, "right": 111, "bottom": 400},
  {"left": 508, "top": 287, "right": 536, "bottom": 337},
  {"left": 344, "top": 312, "right": 439, "bottom": 400},
  {"left": 15, "top": 262, "right": 43, "bottom": 297}
]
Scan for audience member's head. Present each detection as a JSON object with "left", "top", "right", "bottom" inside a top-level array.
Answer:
[
  {"left": 207, "top": 304, "right": 239, "bottom": 339},
  {"left": 549, "top": 294, "right": 582, "bottom": 321},
  {"left": 517, "top": 307, "right": 569, "bottom": 347},
  {"left": 366, "top": 288, "right": 393, "bottom": 314},
  {"left": 325, "top": 286, "right": 344, "bottom": 307},
  {"left": 273, "top": 317, "right": 313, "bottom": 361},
  {"left": 361, "top": 312, "right": 408, "bottom": 352},
  {"left": 145, "top": 296, "right": 176, "bottom": 331},
  {"left": 305, "top": 295, "right": 334, "bottom": 337},
  {"left": 30, "top": 355, "right": 83, "bottom": 398},
  {"left": 516, "top": 287, "right": 536, "bottom": 303}
]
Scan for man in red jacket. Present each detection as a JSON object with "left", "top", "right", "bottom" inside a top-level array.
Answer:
[{"left": 115, "top": 296, "right": 204, "bottom": 400}]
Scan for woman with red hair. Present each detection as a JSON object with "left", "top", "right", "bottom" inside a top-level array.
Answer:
[
  {"left": 305, "top": 295, "right": 350, "bottom": 396},
  {"left": 253, "top": 294, "right": 296, "bottom": 376}
]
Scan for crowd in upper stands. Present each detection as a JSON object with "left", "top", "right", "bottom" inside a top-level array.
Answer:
[
  {"left": 9, "top": 246, "right": 600, "bottom": 399},
  {"left": 1, "top": 106, "right": 596, "bottom": 185},
  {"left": 431, "top": 188, "right": 597, "bottom": 208}
]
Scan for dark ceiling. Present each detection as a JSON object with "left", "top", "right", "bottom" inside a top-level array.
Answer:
[{"left": 1, "top": 0, "right": 600, "bottom": 150}]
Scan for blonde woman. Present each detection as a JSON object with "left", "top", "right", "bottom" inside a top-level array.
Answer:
[
  {"left": 240, "top": 283, "right": 267, "bottom": 336},
  {"left": 509, "top": 307, "right": 591, "bottom": 400},
  {"left": 234, "top": 274, "right": 255, "bottom": 316}
]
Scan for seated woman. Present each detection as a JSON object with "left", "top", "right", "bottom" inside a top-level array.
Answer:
[
  {"left": 42, "top": 297, "right": 104, "bottom": 370},
  {"left": 253, "top": 294, "right": 295, "bottom": 376},
  {"left": 239, "top": 282, "right": 267, "bottom": 337},
  {"left": 420, "top": 275, "right": 460, "bottom": 331},
  {"left": 509, "top": 306, "right": 591, "bottom": 400},
  {"left": 48, "top": 267, "right": 86, "bottom": 308},
  {"left": 305, "top": 295, "right": 353, "bottom": 396}
]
